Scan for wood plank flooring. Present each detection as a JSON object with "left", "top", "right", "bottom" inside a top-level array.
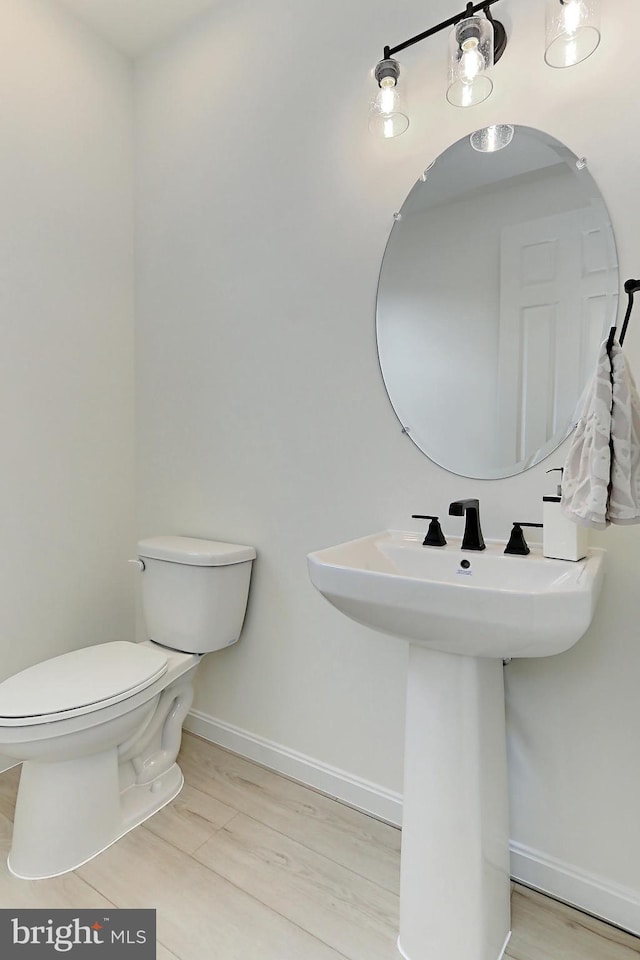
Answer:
[{"left": 0, "top": 732, "right": 637, "bottom": 960}]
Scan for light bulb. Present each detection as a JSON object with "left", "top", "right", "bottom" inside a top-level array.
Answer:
[
  {"left": 378, "top": 77, "right": 398, "bottom": 115},
  {"left": 561, "top": 0, "right": 584, "bottom": 35},
  {"left": 460, "top": 38, "right": 484, "bottom": 82}
]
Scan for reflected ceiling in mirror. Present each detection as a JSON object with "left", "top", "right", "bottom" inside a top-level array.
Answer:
[{"left": 376, "top": 126, "right": 619, "bottom": 479}]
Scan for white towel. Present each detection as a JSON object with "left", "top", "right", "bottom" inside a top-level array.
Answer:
[
  {"left": 561, "top": 340, "right": 612, "bottom": 529},
  {"left": 607, "top": 340, "right": 640, "bottom": 524}
]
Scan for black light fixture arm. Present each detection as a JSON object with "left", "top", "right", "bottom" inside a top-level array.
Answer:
[{"left": 383, "top": 0, "right": 503, "bottom": 60}]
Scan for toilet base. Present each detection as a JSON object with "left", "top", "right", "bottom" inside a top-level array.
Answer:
[{"left": 7, "top": 759, "right": 184, "bottom": 881}]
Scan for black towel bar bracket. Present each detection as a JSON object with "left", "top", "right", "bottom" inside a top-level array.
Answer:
[{"left": 607, "top": 277, "right": 640, "bottom": 353}]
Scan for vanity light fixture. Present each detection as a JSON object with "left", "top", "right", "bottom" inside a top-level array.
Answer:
[
  {"left": 545, "top": 0, "right": 601, "bottom": 68},
  {"left": 369, "top": 0, "right": 507, "bottom": 139},
  {"left": 371, "top": 0, "right": 604, "bottom": 139}
]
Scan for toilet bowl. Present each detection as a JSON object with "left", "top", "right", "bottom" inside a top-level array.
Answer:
[{"left": 0, "top": 536, "right": 255, "bottom": 880}]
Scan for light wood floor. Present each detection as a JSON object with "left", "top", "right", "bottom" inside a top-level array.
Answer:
[{"left": 0, "top": 732, "right": 638, "bottom": 960}]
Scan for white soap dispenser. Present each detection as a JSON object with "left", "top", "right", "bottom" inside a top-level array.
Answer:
[{"left": 543, "top": 467, "right": 588, "bottom": 561}]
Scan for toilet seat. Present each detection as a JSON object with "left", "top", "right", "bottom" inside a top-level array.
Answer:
[{"left": 0, "top": 641, "right": 168, "bottom": 727}]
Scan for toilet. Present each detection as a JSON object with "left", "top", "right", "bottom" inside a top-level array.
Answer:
[{"left": 0, "top": 535, "right": 255, "bottom": 880}]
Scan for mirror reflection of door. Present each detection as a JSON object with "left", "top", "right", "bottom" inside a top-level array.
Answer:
[
  {"left": 376, "top": 126, "right": 619, "bottom": 479},
  {"left": 498, "top": 206, "right": 617, "bottom": 470}
]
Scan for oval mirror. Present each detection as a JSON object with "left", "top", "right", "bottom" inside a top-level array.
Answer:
[{"left": 376, "top": 125, "right": 619, "bottom": 479}]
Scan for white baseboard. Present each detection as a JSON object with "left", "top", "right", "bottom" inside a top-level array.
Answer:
[
  {"left": 183, "top": 709, "right": 403, "bottom": 826},
  {"left": 510, "top": 840, "right": 640, "bottom": 936},
  {"left": 184, "top": 710, "right": 639, "bottom": 935}
]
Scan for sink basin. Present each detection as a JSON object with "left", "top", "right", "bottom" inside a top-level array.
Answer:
[{"left": 307, "top": 530, "right": 604, "bottom": 658}]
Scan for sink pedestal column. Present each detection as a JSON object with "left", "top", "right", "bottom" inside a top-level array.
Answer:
[{"left": 398, "top": 645, "right": 511, "bottom": 960}]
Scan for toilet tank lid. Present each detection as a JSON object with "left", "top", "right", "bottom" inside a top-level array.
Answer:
[{"left": 138, "top": 536, "right": 256, "bottom": 566}]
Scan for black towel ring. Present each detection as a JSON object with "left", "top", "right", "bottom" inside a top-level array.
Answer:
[{"left": 607, "top": 277, "right": 640, "bottom": 354}]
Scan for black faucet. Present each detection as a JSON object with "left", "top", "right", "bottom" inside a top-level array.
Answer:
[{"left": 448, "top": 499, "right": 486, "bottom": 551}]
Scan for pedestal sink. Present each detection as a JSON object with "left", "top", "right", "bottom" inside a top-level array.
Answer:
[{"left": 307, "top": 530, "right": 605, "bottom": 960}]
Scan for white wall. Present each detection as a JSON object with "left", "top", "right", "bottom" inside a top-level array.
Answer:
[
  {"left": 134, "top": 0, "right": 640, "bottom": 932},
  {"left": 0, "top": 0, "right": 135, "bottom": 682}
]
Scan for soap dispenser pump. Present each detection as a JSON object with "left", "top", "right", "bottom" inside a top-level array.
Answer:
[{"left": 543, "top": 467, "right": 588, "bottom": 561}]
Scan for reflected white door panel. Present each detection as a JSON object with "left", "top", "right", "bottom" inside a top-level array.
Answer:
[{"left": 498, "top": 207, "right": 617, "bottom": 468}]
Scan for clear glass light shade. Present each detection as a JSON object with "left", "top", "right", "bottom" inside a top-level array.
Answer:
[
  {"left": 545, "top": 0, "right": 601, "bottom": 68},
  {"left": 369, "top": 59, "right": 409, "bottom": 139},
  {"left": 470, "top": 124, "right": 515, "bottom": 152},
  {"left": 447, "top": 16, "right": 494, "bottom": 107}
]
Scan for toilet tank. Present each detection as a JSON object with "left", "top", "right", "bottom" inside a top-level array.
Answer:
[{"left": 137, "top": 536, "right": 256, "bottom": 654}]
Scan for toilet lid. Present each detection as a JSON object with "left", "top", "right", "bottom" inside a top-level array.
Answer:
[{"left": 0, "top": 641, "right": 168, "bottom": 726}]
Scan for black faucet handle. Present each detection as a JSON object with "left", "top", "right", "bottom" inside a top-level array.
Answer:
[
  {"left": 504, "top": 522, "right": 543, "bottom": 556},
  {"left": 412, "top": 515, "right": 447, "bottom": 547}
]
